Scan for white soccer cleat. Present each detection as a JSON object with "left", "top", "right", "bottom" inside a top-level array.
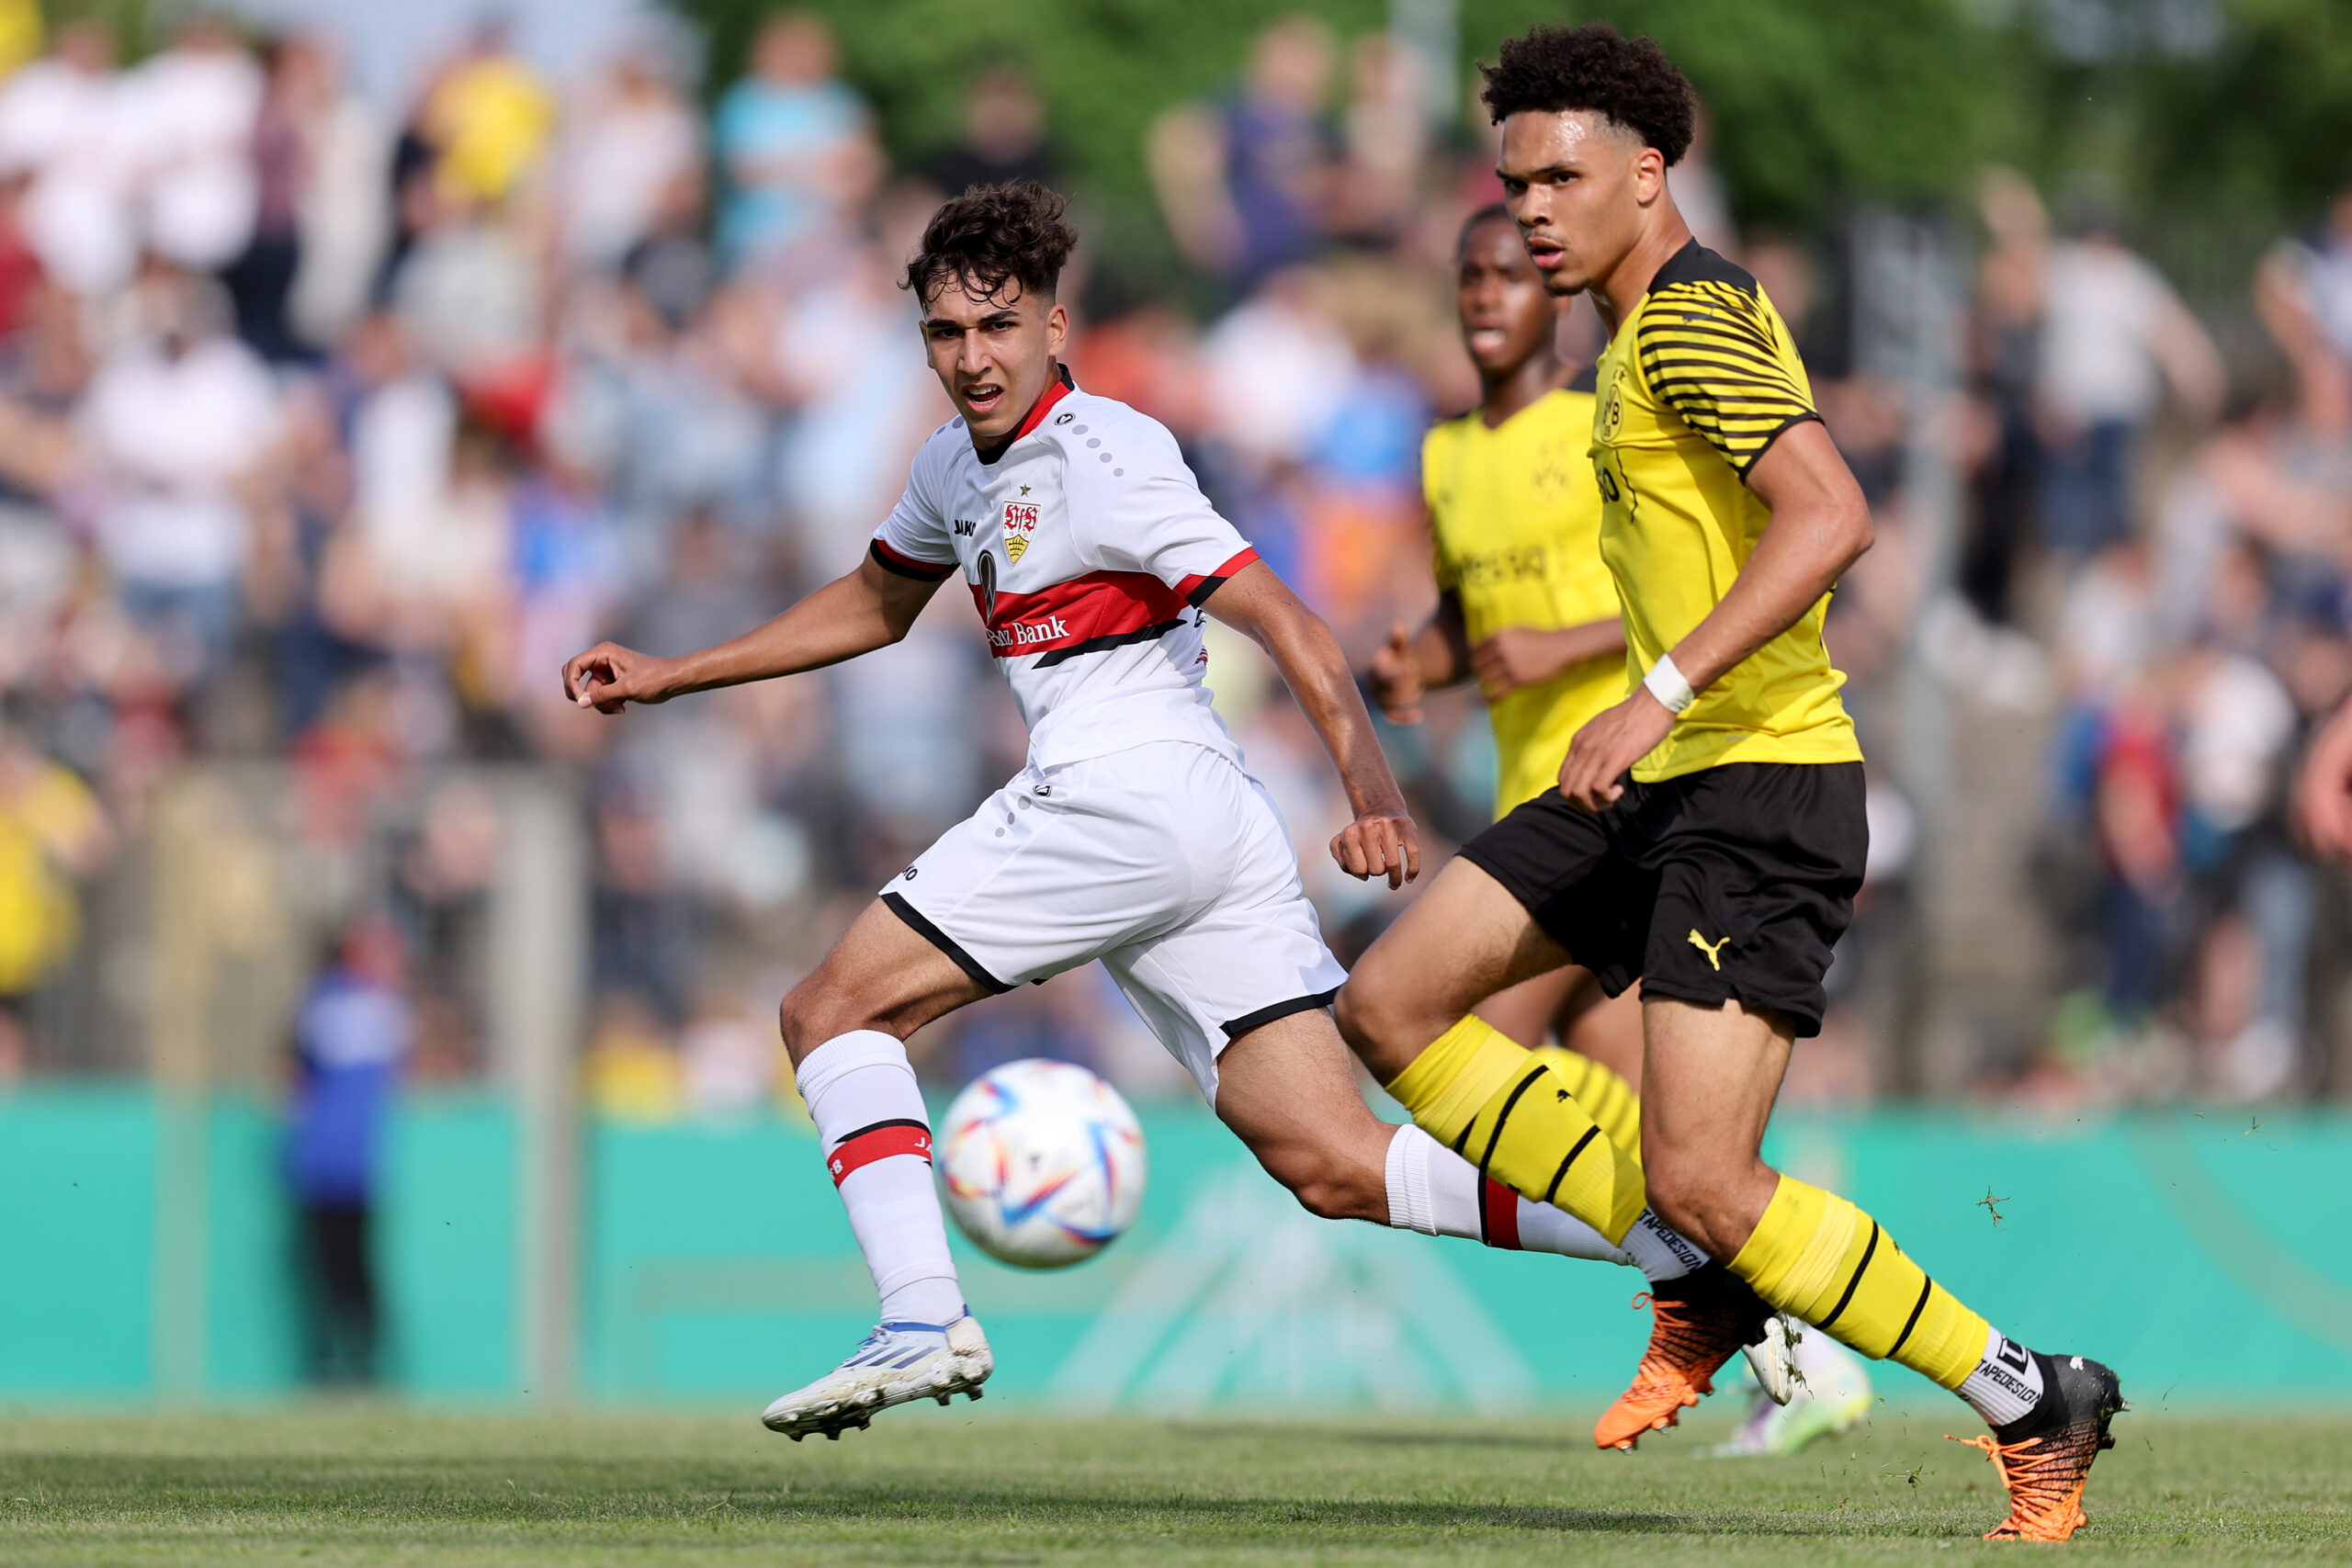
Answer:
[
  {"left": 760, "top": 1314, "right": 993, "bottom": 1441},
  {"left": 1709, "top": 1323, "right": 1874, "bottom": 1457},
  {"left": 1742, "top": 1313, "right": 1799, "bottom": 1407}
]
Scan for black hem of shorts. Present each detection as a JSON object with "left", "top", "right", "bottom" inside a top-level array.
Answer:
[
  {"left": 1637, "top": 976, "right": 1825, "bottom": 1040},
  {"left": 1454, "top": 835, "right": 1556, "bottom": 935},
  {"left": 1222, "top": 987, "right": 1339, "bottom": 1040},
  {"left": 881, "top": 892, "right": 1013, "bottom": 995}
]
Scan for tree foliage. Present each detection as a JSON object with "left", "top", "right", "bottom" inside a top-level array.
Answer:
[{"left": 669, "top": 0, "right": 2342, "bottom": 276}]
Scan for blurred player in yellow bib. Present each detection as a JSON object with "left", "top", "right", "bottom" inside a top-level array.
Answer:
[{"left": 1366, "top": 205, "right": 1643, "bottom": 1100}]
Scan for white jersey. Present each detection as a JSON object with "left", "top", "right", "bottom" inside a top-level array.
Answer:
[{"left": 870, "top": 369, "right": 1259, "bottom": 769}]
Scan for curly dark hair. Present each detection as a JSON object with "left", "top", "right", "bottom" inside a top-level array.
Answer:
[
  {"left": 902, "top": 181, "right": 1078, "bottom": 308},
  {"left": 1476, "top": 24, "right": 1695, "bottom": 166}
]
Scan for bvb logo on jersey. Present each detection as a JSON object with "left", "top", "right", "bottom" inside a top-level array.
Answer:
[
  {"left": 1600, "top": 378, "right": 1625, "bottom": 440},
  {"left": 1001, "top": 502, "right": 1041, "bottom": 561}
]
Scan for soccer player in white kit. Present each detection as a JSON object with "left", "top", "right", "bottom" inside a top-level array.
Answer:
[{"left": 563, "top": 184, "right": 1705, "bottom": 1440}]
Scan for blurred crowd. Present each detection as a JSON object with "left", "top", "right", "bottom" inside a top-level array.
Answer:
[{"left": 0, "top": 8, "right": 2345, "bottom": 1115}]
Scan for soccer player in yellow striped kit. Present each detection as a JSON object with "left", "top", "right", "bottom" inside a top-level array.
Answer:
[
  {"left": 1335, "top": 24, "right": 2124, "bottom": 1542},
  {"left": 1368, "top": 203, "right": 1645, "bottom": 1093},
  {"left": 1374, "top": 200, "right": 1875, "bottom": 1456}
]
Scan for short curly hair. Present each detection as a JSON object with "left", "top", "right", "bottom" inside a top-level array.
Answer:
[
  {"left": 1476, "top": 24, "right": 1695, "bottom": 166},
  {"left": 903, "top": 181, "right": 1078, "bottom": 308}
]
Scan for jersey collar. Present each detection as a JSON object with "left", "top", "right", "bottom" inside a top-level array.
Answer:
[
  {"left": 972, "top": 363, "right": 1075, "bottom": 466},
  {"left": 1645, "top": 237, "right": 1753, "bottom": 296}
]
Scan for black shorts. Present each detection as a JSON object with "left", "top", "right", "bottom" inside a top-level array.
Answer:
[{"left": 1458, "top": 761, "right": 1867, "bottom": 1038}]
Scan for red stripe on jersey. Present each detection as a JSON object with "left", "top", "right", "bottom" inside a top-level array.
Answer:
[
  {"left": 1480, "top": 1178, "right": 1521, "bottom": 1250},
  {"left": 1175, "top": 547, "right": 1261, "bottom": 606},
  {"left": 969, "top": 569, "right": 1191, "bottom": 660},
  {"left": 826, "top": 1120, "right": 933, "bottom": 1186},
  {"left": 1006, "top": 367, "right": 1075, "bottom": 444},
  {"left": 871, "top": 538, "right": 956, "bottom": 581}
]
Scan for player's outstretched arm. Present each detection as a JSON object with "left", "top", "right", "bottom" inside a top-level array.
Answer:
[
  {"left": 562, "top": 555, "right": 944, "bottom": 714},
  {"left": 1557, "top": 419, "right": 1871, "bottom": 811},
  {"left": 1366, "top": 593, "right": 1470, "bottom": 723},
  {"left": 1204, "top": 561, "right": 1421, "bottom": 889}
]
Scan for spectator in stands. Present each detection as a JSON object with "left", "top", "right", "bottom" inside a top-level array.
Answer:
[
  {"left": 557, "top": 38, "right": 704, "bottom": 276},
  {"left": 0, "top": 723, "right": 108, "bottom": 1076},
  {"left": 1148, "top": 14, "right": 1340, "bottom": 287},
  {"left": 125, "top": 10, "right": 262, "bottom": 275},
  {"left": 921, "top": 63, "right": 1058, "bottom": 201},
  {"left": 78, "top": 264, "right": 280, "bottom": 683},
  {"left": 712, "top": 12, "right": 876, "bottom": 271},
  {"left": 2034, "top": 192, "right": 2224, "bottom": 558},
  {"left": 0, "top": 19, "right": 133, "bottom": 298},
  {"left": 222, "top": 35, "right": 312, "bottom": 363},
  {"left": 418, "top": 18, "right": 553, "bottom": 214}
]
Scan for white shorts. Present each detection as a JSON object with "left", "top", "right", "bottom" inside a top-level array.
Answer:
[{"left": 881, "top": 741, "right": 1347, "bottom": 1100}]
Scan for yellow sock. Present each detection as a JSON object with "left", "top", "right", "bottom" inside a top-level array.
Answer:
[
  {"left": 1729, "top": 1174, "right": 1986, "bottom": 1389},
  {"left": 1530, "top": 1045, "right": 1642, "bottom": 1165},
  {"left": 1385, "top": 1016, "right": 1649, "bottom": 1245}
]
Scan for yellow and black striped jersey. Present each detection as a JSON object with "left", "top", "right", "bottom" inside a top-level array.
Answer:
[
  {"left": 1423, "top": 384, "right": 1623, "bottom": 817},
  {"left": 1589, "top": 240, "right": 1861, "bottom": 782}
]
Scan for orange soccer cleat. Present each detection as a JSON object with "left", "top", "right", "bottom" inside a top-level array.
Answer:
[
  {"left": 1948, "top": 1353, "right": 2126, "bottom": 1542},
  {"left": 1593, "top": 1265, "right": 1770, "bottom": 1450}
]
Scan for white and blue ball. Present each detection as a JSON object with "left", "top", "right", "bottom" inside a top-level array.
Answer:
[{"left": 938, "top": 1059, "right": 1147, "bottom": 1269}]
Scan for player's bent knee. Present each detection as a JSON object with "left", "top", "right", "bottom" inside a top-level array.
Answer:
[
  {"left": 1331, "top": 976, "right": 1419, "bottom": 1082},
  {"left": 776, "top": 978, "right": 882, "bottom": 1062},
  {"left": 1257, "top": 1145, "right": 1380, "bottom": 1223},
  {"left": 1642, "top": 1160, "right": 1756, "bottom": 1259}
]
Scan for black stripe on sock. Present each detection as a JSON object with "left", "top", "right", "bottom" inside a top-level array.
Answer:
[
  {"left": 1541, "top": 1125, "right": 1602, "bottom": 1205},
  {"left": 839, "top": 1117, "right": 931, "bottom": 1144},
  {"left": 1887, "top": 1273, "right": 1935, "bottom": 1359},
  {"left": 1475, "top": 1066, "right": 1551, "bottom": 1182},
  {"left": 1816, "top": 1221, "right": 1879, "bottom": 1331}
]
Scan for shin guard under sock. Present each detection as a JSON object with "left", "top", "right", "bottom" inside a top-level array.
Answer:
[
  {"left": 1385, "top": 1015, "right": 1651, "bottom": 1247},
  {"left": 1728, "top": 1174, "right": 1987, "bottom": 1390},
  {"left": 797, "top": 1030, "right": 964, "bottom": 1325}
]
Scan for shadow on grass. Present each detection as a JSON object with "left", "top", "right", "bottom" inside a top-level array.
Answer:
[
  {"left": 1169, "top": 1421, "right": 1607, "bottom": 1454},
  {"left": 0, "top": 1453, "right": 1991, "bottom": 1543}
]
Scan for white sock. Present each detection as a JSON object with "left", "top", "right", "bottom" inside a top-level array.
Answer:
[
  {"left": 1957, "top": 1325, "right": 2046, "bottom": 1428},
  {"left": 1383, "top": 1125, "right": 1632, "bottom": 1265},
  {"left": 1619, "top": 1208, "right": 1710, "bottom": 1283},
  {"left": 796, "top": 1030, "right": 964, "bottom": 1326}
]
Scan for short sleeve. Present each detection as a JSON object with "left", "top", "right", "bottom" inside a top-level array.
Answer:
[
  {"left": 868, "top": 435, "right": 958, "bottom": 582},
  {"left": 1636, "top": 284, "right": 1819, "bottom": 477},
  {"left": 1072, "top": 416, "right": 1257, "bottom": 605}
]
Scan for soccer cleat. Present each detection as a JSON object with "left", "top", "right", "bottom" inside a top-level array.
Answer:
[
  {"left": 760, "top": 1314, "right": 993, "bottom": 1441},
  {"left": 1742, "top": 1313, "right": 1799, "bottom": 1407},
  {"left": 1947, "top": 1353, "right": 2126, "bottom": 1541},
  {"left": 1594, "top": 1264, "right": 1771, "bottom": 1450},
  {"left": 1705, "top": 1327, "right": 1875, "bottom": 1458}
]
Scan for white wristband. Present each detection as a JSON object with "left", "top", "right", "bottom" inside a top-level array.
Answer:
[{"left": 1642, "top": 653, "right": 1696, "bottom": 715}]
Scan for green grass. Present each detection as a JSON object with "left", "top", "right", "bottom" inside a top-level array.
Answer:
[{"left": 0, "top": 1407, "right": 2346, "bottom": 1564}]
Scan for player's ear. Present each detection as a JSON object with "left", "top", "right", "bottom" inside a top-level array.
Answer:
[
  {"left": 1046, "top": 299, "right": 1069, "bottom": 355},
  {"left": 1632, "top": 144, "right": 1668, "bottom": 208}
]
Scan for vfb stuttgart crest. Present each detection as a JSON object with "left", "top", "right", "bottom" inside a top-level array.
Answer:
[{"left": 1001, "top": 501, "right": 1041, "bottom": 562}]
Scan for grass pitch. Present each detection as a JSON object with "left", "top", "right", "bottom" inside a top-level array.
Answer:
[{"left": 0, "top": 1406, "right": 2345, "bottom": 1564}]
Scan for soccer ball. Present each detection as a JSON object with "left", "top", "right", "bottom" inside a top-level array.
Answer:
[{"left": 938, "top": 1058, "right": 1148, "bottom": 1269}]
